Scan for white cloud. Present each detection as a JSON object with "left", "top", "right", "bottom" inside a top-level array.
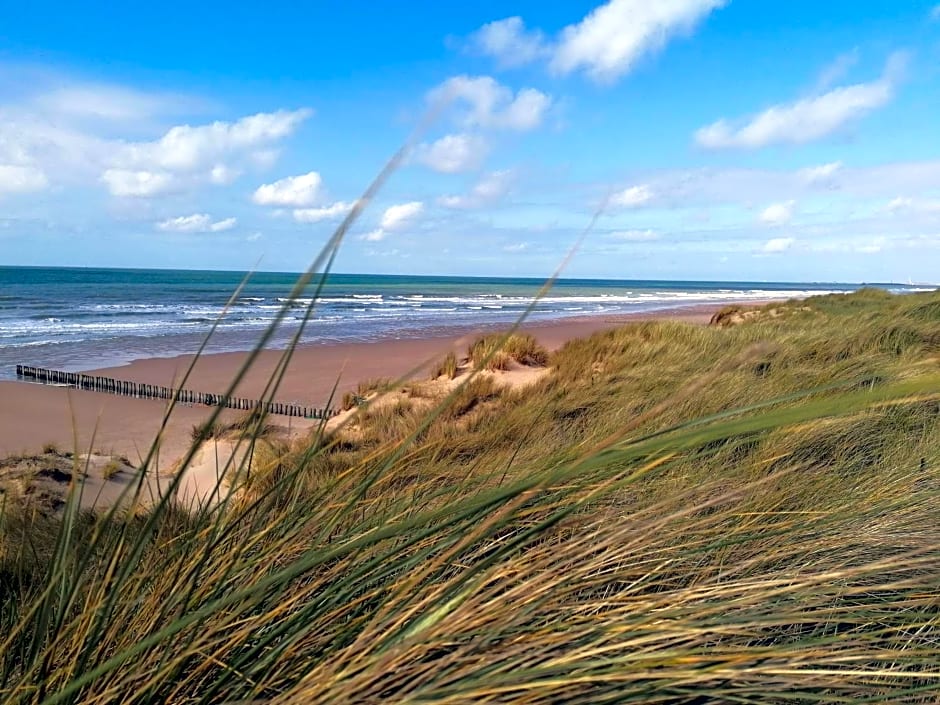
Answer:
[
  {"left": 119, "top": 109, "right": 312, "bottom": 172},
  {"left": 430, "top": 76, "right": 551, "bottom": 131},
  {"left": 210, "top": 164, "right": 240, "bottom": 185},
  {"left": 381, "top": 201, "right": 424, "bottom": 230},
  {"left": 156, "top": 213, "right": 237, "bottom": 233},
  {"left": 931, "top": 4, "right": 940, "bottom": 21},
  {"left": 101, "top": 169, "right": 175, "bottom": 197},
  {"left": 0, "top": 70, "right": 310, "bottom": 196},
  {"left": 696, "top": 53, "right": 905, "bottom": 149},
  {"left": 249, "top": 149, "right": 281, "bottom": 169},
  {"left": 610, "top": 229, "right": 659, "bottom": 241},
  {"left": 0, "top": 118, "right": 107, "bottom": 182},
  {"left": 415, "top": 133, "right": 488, "bottom": 173},
  {"left": 886, "top": 196, "right": 940, "bottom": 214},
  {"left": 814, "top": 49, "right": 859, "bottom": 93},
  {"left": 34, "top": 84, "right": 187, "bottom": 123},
  {"left": 498, "top": 88, "right": 552, "bottom": 131},
  {"left": 800, "top": 161, "right": 842, "bottom": 185},
  {"left": 468, "top": 1, "right": 726, "bottom": 83},
  {"left": 469, "top": 17, "right": 548, "bottom": 68},
  {"left": 503, "top": 242, "right": 528, "bottom": 252},
  {"left": 595, "top": 160, "right": 940, "bottom": 211},
  {"left": 551, "top": 0, "right": 728, "bottom": 82},
  {"left": 0, "top": 164, "right": 48, "bottom": 195},
  {"left": 611, "top": 184, "right": 653, "bottom": 208},
  {"left": 292, "top": 200, "right": 356, "bottom": 223},
  {"left": 759, "top": 201, "right": 795, "bottom": 226},
  {"left": 762, "top": 237, "right": 795, "bottom": 254},
  {"left": 887, "top": 196, "right": 914, "bottom": 212},
  {"left": 362, "top": 201, "right": 424, "bottom": 242},
  {"left": 439, "top": 170, "right": 513, "bottom": 209},
  {"left": 438, "top": 196, "right": 466, "bottom": 209},
  {"left": 252, "top": 171, "right": 323, "bottom": 207},
  {"left": 209, "top": 217, "right": 237, "bottom": 232}
]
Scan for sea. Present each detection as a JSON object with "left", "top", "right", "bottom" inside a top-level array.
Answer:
[{"left": 0, "top": 266, "right": 929, "bottom": 380}]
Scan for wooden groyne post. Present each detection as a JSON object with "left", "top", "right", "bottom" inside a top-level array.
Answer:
[{"left": 14, "top": 365, "right": 339, "bottom": 420}]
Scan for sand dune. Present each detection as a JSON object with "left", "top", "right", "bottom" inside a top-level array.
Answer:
[{"left": 0, "top": 307, "right": 723, "bottom": 467}]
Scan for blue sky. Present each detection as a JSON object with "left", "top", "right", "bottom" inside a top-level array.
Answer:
[{"left": 1, "top": 1, "right": 939, "bottom": 282}]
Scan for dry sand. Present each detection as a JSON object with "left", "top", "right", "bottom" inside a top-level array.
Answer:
[{"left": 0, "top": 306, "right": 725, "bottom": 465}]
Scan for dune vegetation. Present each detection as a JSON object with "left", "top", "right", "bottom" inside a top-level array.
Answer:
[{"left": 1, "top": 286, "right": 940, "bottom": 703}]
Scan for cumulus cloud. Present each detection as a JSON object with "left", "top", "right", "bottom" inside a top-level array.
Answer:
[
  {"left": 0, "top": 71, "right": 311, "bottom": 197},
  {"left": 430, "top": 76, "right": 551, "bottom": 131},
  {"left": 210, "top": 164, "right": 240, "bottom": 185},
  {"left": 101, "top": 169, "right": 176, "bottom": 197},
  {"left": 415, "top": 133, "right": 488, "bottom": 173},
  {"left": 118, "top": 109, "right": 312, "bottom": 172},
  {"left": 363, "top": 201, "right": 424, "bottom": 242},
  {"left": 611, "top": 184, "right": 653, "bottom": 208},
  {"left": 0, "top": 118, "right": 108, "bottom": 184},
  {"left": 762, "top": 237, "right": 795, "bottom": 254},
  {"left": 292, "top": 200, "right": 356, "bottom": 223},
  {"left": 503, "top": 242, "right": 528, "bottom": 252},
  {"left": 551, "top": 0, "right": 727, "bottom": 82},
  {"left": 0, "top": 164, "right": 48, "bottom": 195},
  {"left": 469, "top": 17, "right": 548, "bottom": 68},
  {"left": 696, "top": 53, "right": 906, "bottom": 149},
  {"left": 381, "top": 201, "right": 424, "bottom": 229},
  {"left": 156, "top": 213, "right": 237, "bottom": 233},
  {"left": 439, "top": 170, "right": 512, "bottom": 209},
  {"left": 467, "top": 1, "right": 725, "bottom": 83},
  {"left": 759, "top": 201, "right": 795, "bottom": 226},
  {"left": 252, "top": 171, "right": 323, "bottom": 207},
  {"left": 209, "top": 217, "right": 237, "bottom": 232}
]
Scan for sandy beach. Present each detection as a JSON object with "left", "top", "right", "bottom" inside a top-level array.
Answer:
[{"left": 0, "top": 306, "right": 725, "bottom": 464}]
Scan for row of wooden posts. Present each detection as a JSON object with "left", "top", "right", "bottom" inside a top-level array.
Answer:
[{"left": 14, "top": 365, "right": 338, "bottom": 420}]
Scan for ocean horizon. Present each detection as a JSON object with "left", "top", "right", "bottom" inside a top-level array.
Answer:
[{"left": 0, "top": 265, "right": 931, "bottom": 379}]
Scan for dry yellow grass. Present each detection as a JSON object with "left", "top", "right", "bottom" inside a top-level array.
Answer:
[{"left": 2, "top": 288, "right": 940, "bottom": 703}]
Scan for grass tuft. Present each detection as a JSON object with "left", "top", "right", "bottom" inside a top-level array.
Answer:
[
  {"left": 431, "top": 351, "right": 459, "bottom": 379},
  {"left": 469, "top": 333, "right": 548, "bottom": 370},
  {"left": 101, "top": 459, "right": 122, "bottom": 480}
]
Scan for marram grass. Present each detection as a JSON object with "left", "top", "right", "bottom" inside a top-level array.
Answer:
[{"left": 2, "top": 278, "right": 940, "bottom": 705}]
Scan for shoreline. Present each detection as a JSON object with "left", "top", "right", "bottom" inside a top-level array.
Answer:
[
  {"left": 0, "top": 302, "right": 751, "bottom": 464},
  {"left": 80, "top": 302, "right": 747, "bottom": 376}
]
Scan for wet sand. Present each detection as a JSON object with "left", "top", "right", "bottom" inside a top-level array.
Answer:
[{"left": 0, "top": 306, "right": 726, "bottom": 464}]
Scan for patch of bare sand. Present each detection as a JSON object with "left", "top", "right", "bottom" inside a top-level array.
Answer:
[
  {"left": 325, "top": 358, "right": 551, "bottom": 438},
  {"left": 710, "top": 304, "right": 812, "bottom": 327},
  {"left": 0, "top": 451, "right": 143, "bottom": 513},
  {"left": 0, "top": 421, "right": 313, "bottom": 513}
]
